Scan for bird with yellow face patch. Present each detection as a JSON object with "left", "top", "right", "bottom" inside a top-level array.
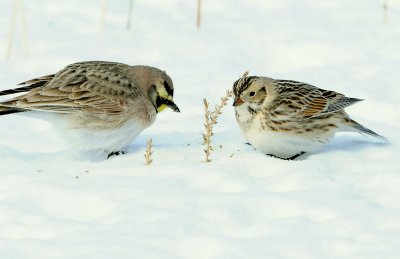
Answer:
[{"left": 0, "top": 61, "right": 180, "bottom": 158}]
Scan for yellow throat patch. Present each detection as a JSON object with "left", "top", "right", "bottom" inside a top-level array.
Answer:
[
  {"left": 157, "top": 104, "right": 168, "bottom": 112},
  {"left": 157, "top": 89, "right": 173, "bottom": 112}
]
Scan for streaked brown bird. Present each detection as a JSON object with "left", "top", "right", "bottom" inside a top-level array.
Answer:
[{"left": 232, "top": 75, "right": 386, "bottom": 160}]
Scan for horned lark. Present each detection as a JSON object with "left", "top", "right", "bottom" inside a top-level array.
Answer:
[
  {"left": 232, "top": 74, "right": 386, "bottom": 160},
  {"left": 0, "top": 61, "right": 180, "bottom": 158}
]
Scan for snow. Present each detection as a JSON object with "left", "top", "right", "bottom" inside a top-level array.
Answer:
[{"left": 0, "top": 0, "right": 400, "bottom": 258}]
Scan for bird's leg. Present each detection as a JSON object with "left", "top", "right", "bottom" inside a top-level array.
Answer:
[
  {"left": 244, "top": 142, "right": 256, "bottom": 150},
  {"left": 107, "top": 151, "right": 127, "bottom": 159},
  {"left": 287, "top": 152, "right": 306, "bottom": 160},
  {"left": 267, "top": 152, "right": 306, "bottom": 161}
]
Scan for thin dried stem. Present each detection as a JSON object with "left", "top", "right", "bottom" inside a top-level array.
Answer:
[
  {"left": 202, "top": 89, "right": 233, "bottom": 162},
  {"left": 99, "top": 0, "right": 108, "bottom": 36},
  {"left": 383, "top": 0, "right": 388, "bottom": 25},
  {"left": 196, "top": 0, "right": 202, "bottom": 29},
  {"left": 6, "top": 0, "right": 30, "bottom": 59},
  {"left": 144, "top": 138, "right": 153, "bottom": 165},
  {"left": 202, "top": 99, "right": 213, "bottom": 162},
  {"left": 6, "top": 0, "right": 18, "bottom": 60},
  {"left": 126, "top": 0, "right": 134, "bottom": 30}
]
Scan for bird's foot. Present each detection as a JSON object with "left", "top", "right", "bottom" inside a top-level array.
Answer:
[
  {"left": 244, "top": 142, "right": 256, "bottom": 150},
  {"left": 267, "top": 152, "right": 306, "bottom": 161},
  {"left": 107, "top": 151, "right": 127, "bottom": 159}
]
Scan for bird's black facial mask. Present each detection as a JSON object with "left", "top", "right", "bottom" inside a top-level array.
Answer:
[
  {"left": 156, "top": 96, "right": 180, "bottom": 113},
  {"left": 149, "top": 84, "right": 180, "bottom": 113}
]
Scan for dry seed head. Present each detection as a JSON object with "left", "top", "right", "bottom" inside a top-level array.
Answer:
[
  {"left": 202, "top": 90, "right": 233, "bottom": 162},
  {"left": 144, "top": 138, "right": 153, "bottom": 165}
]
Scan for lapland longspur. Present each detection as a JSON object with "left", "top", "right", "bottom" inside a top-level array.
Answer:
[
  {"left": 0, "top": 61, "right": 180, "bottom": 158},
  {"left": 232, "top": 74, "right": 386, "bottom": 160}
]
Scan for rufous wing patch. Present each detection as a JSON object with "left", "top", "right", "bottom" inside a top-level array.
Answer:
[{"left": 300, "top": 97, "right": 328, "bottom": 117}]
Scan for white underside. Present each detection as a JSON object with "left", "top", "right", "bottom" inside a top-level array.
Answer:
[
  {"left": 235, "top": 104, "right": 333, "bottom": 159},
  {"left": 22, "top": 111, "right": 152, "bottom": 154},
  {"left": 244, "top": 125, "right": 327, "bottom": 158},
  {"left": 66, "top": 120, "right": 148, "bottom": 153}
]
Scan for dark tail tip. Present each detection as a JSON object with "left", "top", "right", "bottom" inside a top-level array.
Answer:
[
  {"left": 351, "top": 119, "right": 388, "bottom": 143},
  {"left": 0, "top": 107, "right": 25, "bottom": 116}
]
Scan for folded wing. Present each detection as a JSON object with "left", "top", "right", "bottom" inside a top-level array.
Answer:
[
  {"left": 273, "top": 80, "right": 362, "bottom": 120},
  {"left": 0, "top": 62, "right": 142, "bottom": 115}
]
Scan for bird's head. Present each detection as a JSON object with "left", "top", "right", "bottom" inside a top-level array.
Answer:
[
  {"left": 147, "top": 70, "right": 180, "bottom": 113},
  {"left": 232, "top": 75, "right": 266, "bottom": 109}
]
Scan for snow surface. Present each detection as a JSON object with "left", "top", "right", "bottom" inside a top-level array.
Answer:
[{"left": 0, "top": 0, "right": 400, "bottom": 258}]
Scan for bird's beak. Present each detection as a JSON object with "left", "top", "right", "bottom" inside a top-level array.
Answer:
[
  {"left": 233, "top": 97, "right": 244, "bottom": 107},
  {"left": 162, "top": 99, "right": 180, "bottom": 112}
]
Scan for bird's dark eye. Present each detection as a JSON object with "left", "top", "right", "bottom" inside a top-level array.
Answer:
[{"left": 249, "top": 91, "right": 256, "bottom": 97}]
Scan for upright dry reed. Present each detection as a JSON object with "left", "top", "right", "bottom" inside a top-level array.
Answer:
[
  {"left": 202, "top": 90, "right": 233, "bottom": 162},
  {"left": 196, "top": 0, "right": 202, "bottom": 28},
  {"left": 144, "top": 138, "right": 153, "bottom": 165}
]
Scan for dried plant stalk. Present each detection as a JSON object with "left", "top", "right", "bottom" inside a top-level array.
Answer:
[
  {"left": 144, "top": 138, "right": 153, "bottom": 165},
  {"left": 202, "top": 99, "right": 213, "bottom": 162},
  {"left": 196, "top": 0, "right": 202, "bottom": 28},
  {"left": 6, "top": 0, "right": 18, "bottom": 59},
  {"left": 126, "top": 0, "right": 134, "bottom": 30},
  {"left": 99, "top": 0, "right": 108, "bottom": 36},
  {"left": 202, "top": 89, "right": 233, "bottom": 162},
  {"left": 6, "top": 0, "right": 30, "bottom": 59},
  {"left": 383, "top": 0, "right": 388, "bottom": 25}
]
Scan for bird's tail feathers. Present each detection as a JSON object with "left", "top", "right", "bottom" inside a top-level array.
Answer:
[
  {"left": 0, "top": 105, "right": 25, "bottom": 116},
  {"left": 0, "top": 85, "right": 36, "bottom": 96},
  {"left": 346, "top": 118, "right": 388, "bottom": 142},
  {"left": 0, "top": 74, "right": 54, "bottom": 97}
]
